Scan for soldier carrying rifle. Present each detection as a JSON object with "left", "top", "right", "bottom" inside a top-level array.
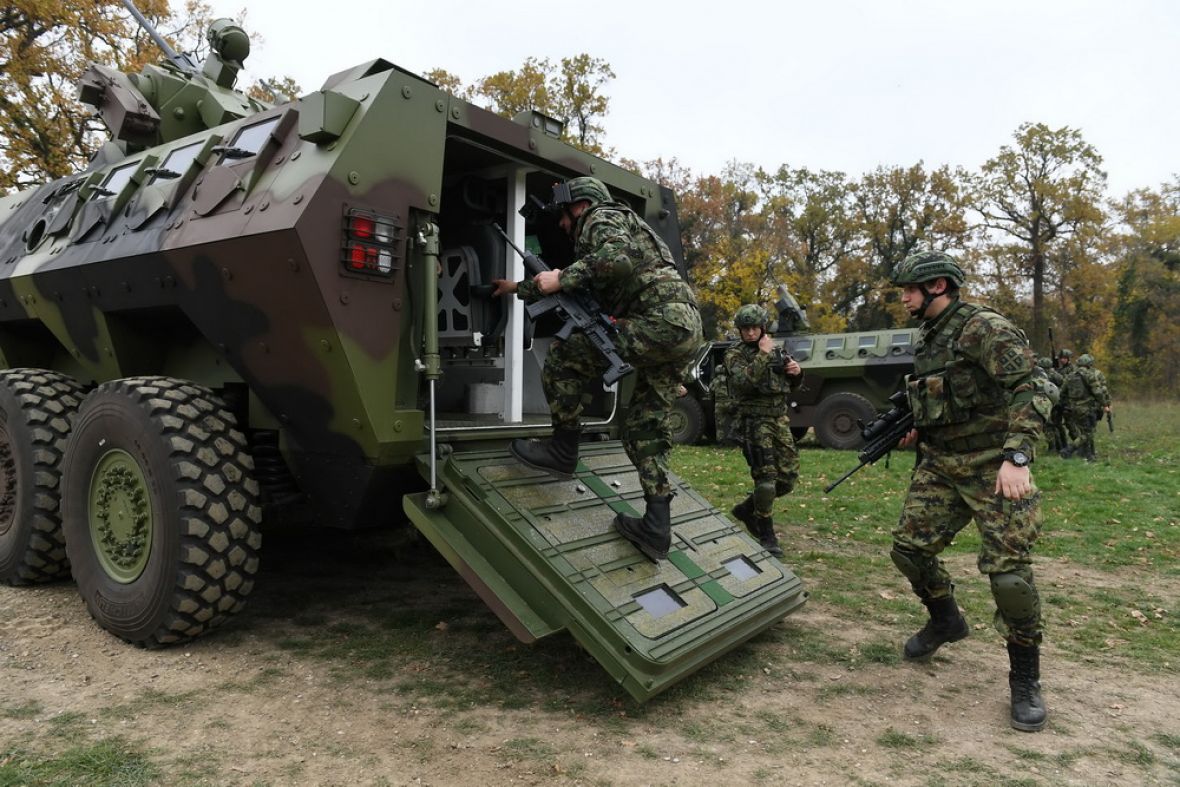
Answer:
[{"left": 883, "top": 250, "right": 1053, "bottom": 732}]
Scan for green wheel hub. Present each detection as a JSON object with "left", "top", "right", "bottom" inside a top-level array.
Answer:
[{"left": 89, "top": 449, "right": 153, "bottom": 583}]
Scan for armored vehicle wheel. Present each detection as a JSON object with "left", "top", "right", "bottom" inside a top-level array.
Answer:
[
  {"left": 0, "top": 369, "right": 86, "bottom": 584},
  {"left": 668, "top": 395, "right": 706, "bottom": 445},
  {"left": 813, "top": 392, "right": 875, "bottom": 450},
  {"left": 62, "top": 377, "right": 262, "bottom": 647}
]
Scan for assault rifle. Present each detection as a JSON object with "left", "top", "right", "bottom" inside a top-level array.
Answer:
[
  {"left": 492, "top": 223, "right": 634, "bottom": 386},
  {"left": 824, "top": 390, "right": 914, "bottom": 493},
  {"left": 1106, "top": 409, "right": 1114, "bottom": 433}
]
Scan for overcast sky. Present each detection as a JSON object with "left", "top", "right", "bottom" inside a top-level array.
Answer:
[{"left": 204, "top": 0, "right": 1178, "bottom": 198}]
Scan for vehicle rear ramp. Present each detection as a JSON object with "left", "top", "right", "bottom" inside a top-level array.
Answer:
[{"left": 403, "top": 440, "right": 807, "bottom": 701}]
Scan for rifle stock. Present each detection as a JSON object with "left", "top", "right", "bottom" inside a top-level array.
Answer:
[{"left": 492, "top": 224, "right": 634, "bottom": 385}]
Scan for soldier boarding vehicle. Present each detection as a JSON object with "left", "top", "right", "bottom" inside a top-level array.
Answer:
[{"left": 0, "top": 6, "right": 805, "bottom": 701}]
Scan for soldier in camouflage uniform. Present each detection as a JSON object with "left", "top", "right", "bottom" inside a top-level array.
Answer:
[
  {"left": 724, "top": 304, "right": 803, "bottom": 558},
  {"left": 492, "top": 177, "right": 703, "bottom": 562},
  {"left": 710, "top": 361, "right": 741, "bottom": 446},
  {"left": 889, "top": 250, "right": 1051, "bottom": 732},
  {"left": 1060, "top": 353, "right": 1111, "bottom": 461},
  {"left": 1037, "top": 358, "right": 1065, "bottom": 452}
]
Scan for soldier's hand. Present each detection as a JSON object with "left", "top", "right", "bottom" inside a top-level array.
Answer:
[
  {"left": 784, "top": 358, "right": 802, "bottom": 377},
  {"left": 534, "top": 269, "right": 562, "bottom": 294},
  {"left": 995, "top": 461, "right": 1033, "bottom": 500},
  {"left": 491, "top": 278, "right": 517, "bottom": 297},
  {"left": 897, "top": 428, "right": 919, "bottom": 449},
  {"left": 757, "top": 334, "right": 774, "bottom": 353}
]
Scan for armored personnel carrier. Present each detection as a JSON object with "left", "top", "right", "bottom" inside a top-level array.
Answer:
[
  {"left": 671, "top": 289, "right": 916, "bottom": 449},
  {"left": 0, "top": 10, "right": 805, "bottom": 700}
]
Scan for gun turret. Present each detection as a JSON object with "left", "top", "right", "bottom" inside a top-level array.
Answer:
[
  {"left": 76, "top": 0, "right": 270, "bottom": 153},
  {"left": 773, "top": 285, "right": 810, "bottom": 337}
]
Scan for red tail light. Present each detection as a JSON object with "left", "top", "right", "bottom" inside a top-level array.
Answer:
[{"left": 341, "top": 208, "right": 402, "bottom": 278}]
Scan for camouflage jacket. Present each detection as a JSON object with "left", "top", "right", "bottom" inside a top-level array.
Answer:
[
  {"left": 906, "top": 299, "right": 1048, "bottom": 458},
  {"left": 723, "top": 341, "right": 801, "bottom": 418},
  {"left": 1061, "top": 367, "right": 1110, "bottom": 409},
  {"left": 517, "top": 201, "right": 695, "bottom": 318}
]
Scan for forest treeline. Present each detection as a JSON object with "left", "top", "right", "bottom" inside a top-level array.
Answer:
[{"left": 1, "top": 2, "right": 1176, "bottom": 397}]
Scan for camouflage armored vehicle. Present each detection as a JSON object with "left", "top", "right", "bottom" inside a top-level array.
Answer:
[
  {"left": 671, "top": 289, "right": 917, "bottom": 449},
  {"left": 0, "top": 11, "right": 805, "bottom": 701}
]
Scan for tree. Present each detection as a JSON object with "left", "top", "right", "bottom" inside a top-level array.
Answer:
[
  {"left": 0, "top": 1, "right": 301, "bottom": 194},
  {"left": 432, "top": 55, "right": 615, "bottom": 156},
  {"left": 850, "top": 163, "right": 973, "bottom": 329},
  {"left": 1106, "top": 181, "right": 1180, "bottom": 396},
  {"left": 970, "top": 122, "right": 1108, "bottom": 350}
]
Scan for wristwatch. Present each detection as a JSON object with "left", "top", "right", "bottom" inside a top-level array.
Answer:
[{"left": 1004, "top": 450, "right": 1031, "bottom": 467}]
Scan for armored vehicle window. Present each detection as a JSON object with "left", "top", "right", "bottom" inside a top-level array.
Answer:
[
  {"left": 825, "top": 337, "right": 845, "bottom": 350},
  {"left": 94, "top": 162, "right": 138, "bottom": 199},
  {"left": 858, "top": 336, "right": 878, "bottom": 348},
  {"left": 892, "top": 333, "right": 913, "bottom": 347},
  {"left": 150, "top": 142, "right": 202, "bottom": 183},
  {"left": 218, "top": 117, "right": 280, "bottom": 162}
]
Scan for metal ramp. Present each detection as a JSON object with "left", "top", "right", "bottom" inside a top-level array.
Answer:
[{"left": 403, "top": 440, "right": 807, "bottom": 701}]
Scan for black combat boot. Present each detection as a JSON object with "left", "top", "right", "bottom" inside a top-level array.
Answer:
[
  {"left": 903, "top": 593, "right": 969, "bottom": 659},
  {"left": 731, "top": 495, "right": 757, "bottom": 533},
  {"left": 615, "top": 494, "right": 673, "bottom": 562},
  {"left": 753, "top": 514, "right": 784, "bottom": 558},
  {"left": 510, "top": 427, "right": 580, "bottom": 477},
  {"left": 1007, "top": 642, "right": 1048, "bottom": 732}
]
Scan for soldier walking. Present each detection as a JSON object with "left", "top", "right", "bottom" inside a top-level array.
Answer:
[
  {"left": 492, "top": 177, "right": 703, "bottom": 562},
  {"left": 1060, "top": 353, "right": 1111, "bottom": 461},
  {"left": 724, "top": 304, "right": 803, "bottom": 557},
  {"left": 1037, "top": 358, "right": 1066, "bottom": 452},
  {"left": 888, "top": 250, "right": 1052, "bottom": 732}
]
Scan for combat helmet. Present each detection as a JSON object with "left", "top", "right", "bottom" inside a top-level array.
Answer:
[
  {"left": 1077, "top": 353, "right": 1094, "bottom": 367},
  {"left": 890, "top": 250, "right": 966, "bottom": 288},
  {"left": 551, "top": 176, "right": 612, "bottom": 208},
  {"left": 1037, "top": 357, "right": 1053, "bottom": 369},
  {"left": 1058, "top": 348, "right": 1073, "bottom": 360},
  {"left": 734, "top": 304, "right": 770, "bottom": 329}
]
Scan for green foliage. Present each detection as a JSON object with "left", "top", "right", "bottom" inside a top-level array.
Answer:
[
  {"left": 0, "top": 738, "right": 158, "bottom": 786},
  {"left": 429, "top": 55, "right": 615, "bottom": 156},
  {"left": 672, "top": 401, "right": 1180, "bottom": 671}
]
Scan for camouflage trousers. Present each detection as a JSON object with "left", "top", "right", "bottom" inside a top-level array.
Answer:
[
  {"left": 739, "top": 413, "right": 799, "bottom": 517},
  {"left": 892, "top": 443, "right": 1043, "bottom": 645},
  {"left": 1062, "top": 406, "right": 1098, "bottom": 458},
  {"left": 1044, "top": 407, "right": 1066, "bottom": 452},
  {"left": 543, "top": 302, "right": 703, "bottom": 497}
]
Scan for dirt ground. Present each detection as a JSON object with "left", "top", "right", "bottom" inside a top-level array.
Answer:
[{"left": 2, "top": 524, "right": 1178, "bottom": 787}]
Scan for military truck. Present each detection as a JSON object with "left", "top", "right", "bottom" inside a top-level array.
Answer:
[
  {"left": 0, "top": 9, "right": 806, "bottom": 701},
  {"left": 670, "top": 290, "right": 917, "bottom": 449}
]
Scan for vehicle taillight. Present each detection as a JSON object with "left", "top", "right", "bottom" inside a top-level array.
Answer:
[{"left": 341, "top": 208, "right": 402, "bottom": 277}]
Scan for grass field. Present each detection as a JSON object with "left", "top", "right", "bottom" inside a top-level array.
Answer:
[
  {"left": 1, "top": 400, "right": 1177, "bottom": 785},
  {"left": 672, "top": 400, "right": 1180, "bottom": 671}
]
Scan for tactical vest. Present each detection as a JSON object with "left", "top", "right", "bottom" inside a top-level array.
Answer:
[
  {"left": 574, "top": 202, "right": 695, "bottom": 318},
  {"left": 906, "top": 301, "right": 1011, "bottom": 444},
  {"left": 724, "top": 342, "right": 793, "bottom": 418}
]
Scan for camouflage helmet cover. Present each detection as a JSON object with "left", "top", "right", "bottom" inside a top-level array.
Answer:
[
  {"left": 1058, "top": 348, "right": 1073, "bottom": 359},
  {"left": 1037, "top": 357, "right": 1053, "bottom": 369},
  {"left": 1077, "top": 353, "right": 1094, "bottom": 367},
  {"left": 552, "top": 176, "right": 612, "bottom": 208},
  {"left": 890, "top": 250, "right": 966, "bottom": 288},
  {"left": 734, "top": 304, "right": 770, "bottom": 328}
]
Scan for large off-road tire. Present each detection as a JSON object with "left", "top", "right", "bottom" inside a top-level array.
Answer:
[
  {"left": 62, "top": 377, "right": 262, "bottom": 647},
  {"left": 668, "top": 395, "right": 706, "bottom": 445},
  {"left": 813, "top": 392, "right": 876, "bottom": 450},
  {"left": 0, "top": 369, "right": 86, "bottom": 584}
]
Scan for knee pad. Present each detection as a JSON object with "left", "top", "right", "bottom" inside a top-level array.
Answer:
[
  {"left": 775, "top": 479, "right": 795, "bottom": 497},
  {"left": 890, "top": 546, "right": 928, "bottom": 587},
  {"left": 753, "top": 481, "right": 776, "bottom": 511},
  {"left": 990, "top": 572, "right": 1040, "bottom": 621}
]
